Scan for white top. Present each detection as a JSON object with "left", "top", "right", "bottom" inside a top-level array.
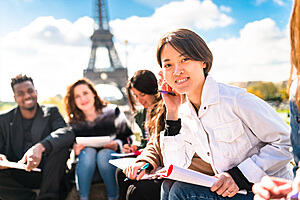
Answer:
[{"left": 161, "top": 75, "right": 293, "bottom": 183}]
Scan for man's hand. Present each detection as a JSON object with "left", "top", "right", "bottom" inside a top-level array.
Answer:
[
  {"left": 19, "top": 143, "right": 45, "bottom": 171},
  {"left": 0, "top": 154, "right": 9, "bottom": 170}
]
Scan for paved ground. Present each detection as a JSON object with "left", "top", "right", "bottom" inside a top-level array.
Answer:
[{"left": 66, "top": 183, "right": 107, "bottom": 200}]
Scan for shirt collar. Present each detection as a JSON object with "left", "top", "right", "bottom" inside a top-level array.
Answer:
[
  {"left": 201, "top": 75, "right": 220, "bottom": 107},
  {"left": 185, "top": 75, "right": 219, "bottom": 113}
]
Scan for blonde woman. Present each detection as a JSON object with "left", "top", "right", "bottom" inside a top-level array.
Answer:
[{"left": 253, "top": 1, "right": 300, "bottom": 199}]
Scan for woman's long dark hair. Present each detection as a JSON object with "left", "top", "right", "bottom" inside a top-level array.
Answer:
[{"left": 126, "top": 70, "right": 161, "bottom": 113}]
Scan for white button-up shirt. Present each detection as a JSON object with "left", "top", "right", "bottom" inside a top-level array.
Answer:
[{"left": 161, "top": 75, "right": 293, "bottom": 183}]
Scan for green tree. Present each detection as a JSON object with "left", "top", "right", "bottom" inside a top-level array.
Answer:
[
  {"left": 247, "top": 82, "right": 281, "bottom": 101},
  {"left": 41, "top": 95, "right": 66, "bottom": 117}
]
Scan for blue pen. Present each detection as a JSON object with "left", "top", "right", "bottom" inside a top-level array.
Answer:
[
  {"left": 290, "top": 192, "right": 299, "bottom": 200},
  {"left": 124, "top": 163, "right": 150, "bottom": 181},
  {"left": 157, "top": 90, "right": 176, "bottom": 96}
]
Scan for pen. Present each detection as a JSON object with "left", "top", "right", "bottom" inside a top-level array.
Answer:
[
  {"left": 127, "top": 137, "right": 131, "bottom": 147},
  {"left": 124, "top": 163, "right": 150, "bottom": 181},
  {"left": 157, "top": 90, "right": 176, "bottom": 96},
  {"left": 290, "top": 192, "right": 299, "bottom": 200}
]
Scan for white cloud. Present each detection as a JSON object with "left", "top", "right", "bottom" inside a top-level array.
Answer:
[
  {"left": 133, "top": 0, "right": 174, "bottom": 8},
  {"left": 0, "top": 16, "right": 94, "bottom": 102},
  {"left": 255, "top": 0, "right": 267, "bottom": 5},
  {"left": 255, "top": 0, "right": 285, "bottom": 6},
  {"left": 209, "top": 18, "right": 289, "bottom": 83},
  {"left": 110, "top": 0, "right": 233, "bottom": 45},
  {"left": 273, "top": 0, "right": 284, "bottom": 6},
  {"left": 220, "top": 5, "right": 231, "bottom": 13}
]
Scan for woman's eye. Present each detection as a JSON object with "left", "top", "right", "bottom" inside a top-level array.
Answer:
[
  {"left": 182, "top": 57, "right": 190, "bottom": 62},
  {"left": 164, "top": 64, "right": 171, "bottom": 68}
]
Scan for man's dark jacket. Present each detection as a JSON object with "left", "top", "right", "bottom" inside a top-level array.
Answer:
[{"left": 0, "top": 104, "right": 75, "bottom": 162}]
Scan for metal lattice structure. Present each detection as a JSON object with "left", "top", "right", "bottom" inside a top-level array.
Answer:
[{"left": 84, "top": 0, "right": 128, "bottom": 103}]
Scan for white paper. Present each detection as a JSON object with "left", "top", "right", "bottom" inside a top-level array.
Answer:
[
  {"left": 76, "top": 136, "right": 111, "bottom": 148},
  {"left": 111, "top": 152, "right": 136, "bottom": 157},
  {"left": 0, "top": 160, "right": 41, "bottom": 172},
  {"left": 111, "top": 150, "right": 141, "bottom": 157},
  {"left": 164, "top": 165, "right": 246, "bottom": 195},
  {"left": 109, "top": 157, "right": 137, "bottom": 170}
]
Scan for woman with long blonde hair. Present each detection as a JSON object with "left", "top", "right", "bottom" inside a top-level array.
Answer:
[
  {"left": 253, "top": 1, "right": 300, "bottom": 199},
  {"left": 288, "top": 0, "right": 300, "bottom": 175}
]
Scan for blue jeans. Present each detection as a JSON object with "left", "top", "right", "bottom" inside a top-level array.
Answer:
[
  {"left": 75, "top": 148, "right": 119, "bottom": 200},
  {"left": 161, "top": 180, "right": 254, "bottom": 200},
  {"left": 290, "top": 100, "right": 300, "bottom": 174}
]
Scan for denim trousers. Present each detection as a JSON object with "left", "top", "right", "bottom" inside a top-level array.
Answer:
[
  {"left": 290, "top": 100, "right": 300, "bottom": 174},
  {"left": 161, "top": 180, "right": 254, "bottom": 200},
  {"left": 75, "top": 147, "right": 119, "bottom": 200}
]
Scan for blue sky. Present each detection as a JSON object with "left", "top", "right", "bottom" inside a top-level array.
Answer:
[
  {"left": 0, "top": 0, "right": 293, "bottom": 40},
  {"left": 0, "top": 0, "right": 294, "bottom": 101}
]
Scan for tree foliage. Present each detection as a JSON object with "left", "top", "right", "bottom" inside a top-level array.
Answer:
[{"left": 246, "top": 81, "right": 288, "bottom": 102}]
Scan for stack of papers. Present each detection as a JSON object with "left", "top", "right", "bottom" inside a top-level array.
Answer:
[{"left": 76, "top": 136, "right": 111, "bottom": 148}]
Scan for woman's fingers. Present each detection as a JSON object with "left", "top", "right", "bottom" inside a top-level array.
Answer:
[{"left": 211, "top": 173, "right": 239, "bottom": 197}]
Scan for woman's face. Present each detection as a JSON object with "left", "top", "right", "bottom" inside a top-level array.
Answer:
[
  {"left": 74, "top": 84, "right": 95, "bottom": 113},
  {"left": 131, "top": 87, "right": 156, "bottom": 109},
  {"left": 160, "top": 43, "right": 206, "bottom": 98}
]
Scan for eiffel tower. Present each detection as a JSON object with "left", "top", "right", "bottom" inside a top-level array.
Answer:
[{"left": 84, "top": 0, "right": 128, "bottom": 104}]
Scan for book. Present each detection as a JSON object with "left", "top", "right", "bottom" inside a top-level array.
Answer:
[
  {"left": 109, "top": 159, "right": 246, "bottom": 195},
  {"left": 0, "top": 160, "right": 41, "bottom": 172},
  {"left": 76, "top": 136, "right": 111, "bottom": 148},
  {"left": 163, "top": 165, "right": 247, "bottom": 195}
]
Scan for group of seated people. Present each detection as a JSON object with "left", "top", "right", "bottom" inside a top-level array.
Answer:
[{"left": 0, "top": 23, "right": 300, "bottom": 200}]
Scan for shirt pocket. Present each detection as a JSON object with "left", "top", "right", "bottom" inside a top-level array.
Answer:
[{"left": 213, "top": 120, "right": 251, "bottom": 159}]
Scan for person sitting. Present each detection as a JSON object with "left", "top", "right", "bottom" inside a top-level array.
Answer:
[
  {"left": 117, "top": 69, "right": 164, "bottom": 200},
  {"left": 64, "top": 78, "right": 133, "bottom": 200},
  {"left": 156, "top": 28, "right": 293, "bottom": 200},
  {"left": 253, "top": 0, "right": 300, "bottom": 199},
  {"left": 123, "top": 69, "right": 162, "bottom": 152},
  {"left": 0, "top": 74, "right": 74, "bottom": 200}
]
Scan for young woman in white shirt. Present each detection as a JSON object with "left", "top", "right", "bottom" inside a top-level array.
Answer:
[{"left": 157, "top": 28, "right": 293, "bottom": 200}]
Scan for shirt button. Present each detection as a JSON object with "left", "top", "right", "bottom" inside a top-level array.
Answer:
[{"left": 207, "top": 152, "right": 210, "bottom": 156}]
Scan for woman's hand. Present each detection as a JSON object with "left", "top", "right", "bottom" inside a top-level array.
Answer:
[
  {"left": 73, "top": 143, "right": 85, "bottom": 155},
  {"left": 103, "top": 140, "right": 118, "bottom": 152},
  {"left": 210, "top": 172, "right": 239, "bottom": 198},
  {"left": 122, "top": 144, "right": 138, "bottom": 153},
  {"left": 252, "top": 176, "right": 292, "bottom": 200},
  {"left": 123, "top": 161, "right": 147, "bottom": 181},
  {"left": 149, "top": 167, "right": 167, "bottom": 180},
  {"left": 158, "top": 70, "right": 181, "bottom": 120},
  {"left": 291, "top": 165, "right": 300, "bottom": 198}
]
